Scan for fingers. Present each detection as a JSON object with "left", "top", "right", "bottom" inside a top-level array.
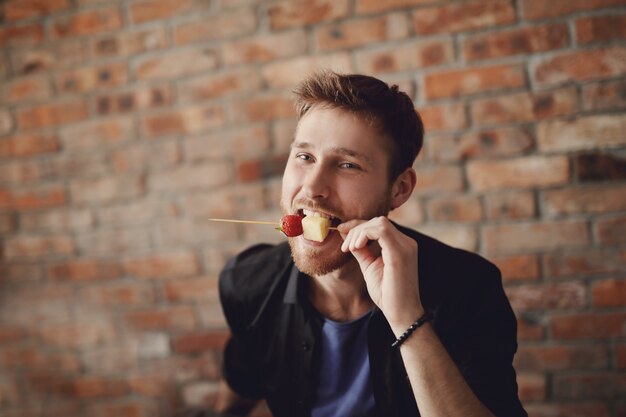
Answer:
[{"left": 339, "top": 216, "right": 392, "bottom": 253}]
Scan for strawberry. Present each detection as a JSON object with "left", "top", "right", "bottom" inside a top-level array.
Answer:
[{"left": 277, "top": 214, "right": 303, "bottom": 237}]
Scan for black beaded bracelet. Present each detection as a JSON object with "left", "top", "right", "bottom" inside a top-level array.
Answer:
[{"left": 391, "top": 311, "right": 433, "bottom": 348}]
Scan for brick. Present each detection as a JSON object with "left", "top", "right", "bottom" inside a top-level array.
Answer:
[
  {"left": 542, "top": 184, "right": 626, "bottom": 217},
  {"left": 268, "top": 0, "right": 350, "bottom": 30},
  {"left": 553, "top": 372, "right": 617, "bottom": 400},
  {"left": 472, "top": 87, "right": 578, "bottom": 126},
  {"left": 164, "top": 276, "right": 216, "bottom": 302},
  {"left": 0, "top": 23, "right": 44, "bottom": 47},
  {"left": 0, "top": 133, "right": 60, "bottom": 158},
  {"left": 576, "top": 151, "right": 626, "bottom": 182},
  {"left": 544, "top": 249, "right": 626, "bottom": 279},
  {"left": 424, "top": 64, "right": 526, "bottom": 100},
  {"left": 1, "top": 347, "right": 80, "bottom": 372},
  {"left": 76, "top": 229, "right": 151, "bottom": 255},
  {"left": 596, "top": 216, "right": 626, "bottom": 245},
  {"left": 232, "top": 92, "right": 296, "bottom": 123},
  {"left": 521, "top": 0, "right": 626, "bottom": 20},
  {"left": 87, "top": 400, "right": 158, "bottom": 417},
  {"left": 551, "top": 312, "right": 626, "bottom": 340},
  {"left": 464, "top": 23, "right": 569, "bottom": 61},
  {"left": 96, "top": 85, "right": 173, "bottom": 115},
  {"left": 123, "top": 252, "right": 199, "bottom": 279},
  {"left": 59, "top": 377, "right": 128, "bottom": 399},
  {"left": 485, "top": 191, "right": 536, "bottom": 220},
  {"left": 135, "top": 47, "right": 218, "bottom": 81},
  {"left": 534, "top": 46, "right": 626, "bottom": 86},
  {"left": 412, "top": 165, "right": 464, "bottom": 195},
  {"left": 48, "top": 259, "right": 121, "bottom": 282},
  {"left": 355, "top": 39, "right": 453, "bottom": 75},
  {"left": 141, "top": 103, "right": 225, "bottom": 137},
  {"left": 112, "top": 141, "right": 181, "bottom": 173},
  {"left": 183, "top": 125, "right": 270, "bottom": 161},
  {"left": 524, "top": 403, "right": 610, "bottom": 417},
  {"left": 149, "top": 162, "right": 232, "bottom": 192},
  {"left": 20, "top": 208, "right": 94, "bottom": 231},
  {"left": 0, "top": 185, "right": 66, "bottom": 211},
  {"left": 592, "top": 279, "right": 626, "bottom": 307},
  {"left": 125, "top": 306, "right": 197, "bottom": 331},
  {"left": 178, "top": 69, "right": 262, "bottom": 103},
  {"left": 426, "top": 195, "right": 482, "bottom": 222},
  {"left": 467, "top": 155, "right": 569, "bottom": 191},
  {"left": 0, "top": 109, "right": 14, "bottom": 135},
  {"left": 127, "top": 374, "right": 170, "bottom": 397},
  {"left": 12, "top": 40, "right": 89, "bottom": 75},
  {"left": 618, "top": 344, "right": 626, "bottom": 369},
  {"left": 96, "top": 199, "right": 165, "bottom": 227},
  {"left": 237, "top": 154, "right": 288, "bottom": 182},
  {"left": 3, "top": 0, "right": 70, "bottom": 21},
  {"left": 262, "top": 54, "right": 352, "bottom": 88},
  {"left": 221, "top": 30, "right": 307, "bottom": 66},
  {"left": 130, "top": 0, "right": 203, "bottom": 24},
  {"left": 0, "top": 213, "right": 17, "bottom": 234},
  {"left": 60, "top": 117, "right": 133, "bottom": 150},
  {"left": 3, "top": 235, "right": 75, "bottom": 260},
  {"left": 53, "top": 8, "right": 122, "bottom": 38},
  {"left": 172, "top": 331, "right": 229, "bottom": 354},
  {"left": 417, "top": 225, "right": 477, "bottom": 252},
  {"left": 70, "top": 176, "right": 144, "bottom": 204},
  {"left": 411, "top": 0, "right": 516, "bottom": 35},
  {"left": 92, "top": 27, "right": 168, "bottom": 58},
  {"left": 83, "top": 282, "right": 155, "bottom": 308},
  {"left": 483, "top": 220, "right": 589, "bottom": 254},
  {"left": 315, "top": 14, "right": 408, "bottom": 52},
  {"left": 154, "top": 218, "right": 238, "bottom": 247},
  {"left": 418, "top": 103, "right": 467, "bottom": 132},
  {"left": 183, "top": 184, "right": 266, "bottom": 218},
  {"left": 1, "top": 76, "right": 52, "bottom": 103},
  {"left": 538, "top": 114, "right": 626, "bottom": 152},
  {"left": 55, "top": 62, "right": 128, "bottom": 94},
  {"left": 430, "top": 127, "right": 533, "bottom": 162},
  {"left": 506, "top": 282, "right": 587, "bottom": 310},
  {"left": 173, "top": 8, "right": 257, "bottom": 44},
  {"left": 356, "top": 0, "right": 443, "bottom": 14},
  {"left": 517, "top": 315, "right": 544, "bottom": 341},
  {"left": 583, "top": 79, "right": 626, "bottom": 111},
  {"left": 491, "top": 254, "right": 540, "bottom": 282},
  {"left": 515, "top": 344, "right": 608, "bottom": 372},
  {"left": 16, "top": 100, "right": 89, "bottom": 130},
  {"left": 516, "top": 373, "right": 546, "bottom": 401},
  {"left": 577, "top": 15, "right": 626, "bottom": 44}
]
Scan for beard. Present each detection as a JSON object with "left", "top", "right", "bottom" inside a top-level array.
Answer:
[{"left": 283, "top": 193, "right": 393, "bottom": 277}]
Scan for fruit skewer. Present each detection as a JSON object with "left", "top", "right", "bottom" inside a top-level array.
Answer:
[{"left": 208, "top": 217, "right": 338, "bottom": 242}]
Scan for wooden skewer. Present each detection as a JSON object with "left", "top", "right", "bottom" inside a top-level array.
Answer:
[
  {"left": 208, "top": 218, "right": 278, "bottom": 226},
  {"left": 208, "top": 218, "right": 338, "bottom": 230}
]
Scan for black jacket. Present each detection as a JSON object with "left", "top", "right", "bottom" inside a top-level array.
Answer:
[{"left": 219, "top": 225, "right": 527, "bottom": 417}]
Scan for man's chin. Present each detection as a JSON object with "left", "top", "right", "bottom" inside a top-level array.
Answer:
[{"left": 288, "top": 238, "right": 351, "bottom": 277}]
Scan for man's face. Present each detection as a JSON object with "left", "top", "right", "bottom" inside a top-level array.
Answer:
[{"left": 280, "top": 106, "right": 394, "bottom": 276}]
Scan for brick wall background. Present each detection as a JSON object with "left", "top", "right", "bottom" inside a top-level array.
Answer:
[{"left": 1, "top": 0, "right": 625, "bottom": 416}]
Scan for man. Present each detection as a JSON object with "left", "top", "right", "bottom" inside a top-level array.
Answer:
[{"left": 215, "top": 71, "right": 527, "bottom": 417}]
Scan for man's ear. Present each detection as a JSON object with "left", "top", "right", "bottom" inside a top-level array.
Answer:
[{"left": 390, "top": 167, "right": 417, "bottom": 210}]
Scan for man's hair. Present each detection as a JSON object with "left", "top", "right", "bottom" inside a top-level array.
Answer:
[{"left": 293, "top": 70, "right": 424, "bottom": 182}]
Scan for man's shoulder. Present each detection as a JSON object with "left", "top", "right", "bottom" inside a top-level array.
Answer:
[
  {"left": 396, "top": 223, "right": 501, "bottom": 285},
  {"left": 220, "top": 241, "right": 293, "bottom": 288}
]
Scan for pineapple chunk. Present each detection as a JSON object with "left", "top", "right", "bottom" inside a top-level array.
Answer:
[{"left": 302, "top": 216, "right": 331, "bottom": 242}]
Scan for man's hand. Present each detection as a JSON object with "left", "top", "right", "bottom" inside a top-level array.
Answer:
[{"left": 338, "top": 216, "right": 424, "bottom": 334}]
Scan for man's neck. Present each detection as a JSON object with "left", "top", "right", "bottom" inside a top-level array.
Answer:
[{"left": 307, "top": 259, "right": 375, "bottom": 322}]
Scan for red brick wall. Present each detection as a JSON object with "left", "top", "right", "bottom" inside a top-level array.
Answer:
[{"left": 1, "top": 0, "right": 625, "bottom": 416}]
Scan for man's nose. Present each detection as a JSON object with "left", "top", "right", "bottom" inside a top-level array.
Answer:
[{"left": 302, "top": 164, "right": 330, "bottom": 199}]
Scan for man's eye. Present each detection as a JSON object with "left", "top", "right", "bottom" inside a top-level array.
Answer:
[
  {"left": 296, "top": 153, "right": 312, "bottom": 161},
  {"left": 340, "top": 162, "right": 358, "bottom": 169}
]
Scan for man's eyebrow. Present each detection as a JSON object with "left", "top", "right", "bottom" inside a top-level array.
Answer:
[{"left": 291, "top": 141, "right": 374, "bottom": 165}]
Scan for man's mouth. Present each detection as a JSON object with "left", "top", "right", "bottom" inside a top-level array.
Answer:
[{"left": 298, "top": 208, "right": 342, "bottom": 228}]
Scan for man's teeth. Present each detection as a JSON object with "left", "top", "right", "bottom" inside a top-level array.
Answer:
[{"left": 302, "top": 209, "right": 333, "bottom": 219}]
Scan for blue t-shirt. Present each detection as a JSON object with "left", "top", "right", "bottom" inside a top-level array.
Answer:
[{"left": 311, "top": 310, "right": 376, "bottom": 417}]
